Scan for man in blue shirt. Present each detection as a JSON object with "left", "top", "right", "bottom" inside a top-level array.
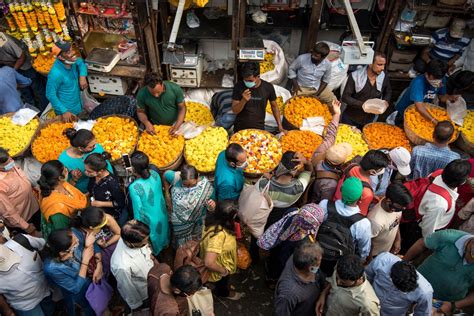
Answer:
[
  {"left": 46, "top": 41, "right": 88, "bottom": 122},
  {"left": 214, "top": 143, "right": 246, "bottom": 200},
  {"left": 0, "top": 66, "right": 31, "bottom": 114},
  {"left": 288, "top": 42, "right": 335, "bottom": 105},
  {"left": 366, "top": 252, "right": 433, "bottom": 316},
  {"left": 395, "top": 59, "right": 457, "bottom": 124}
]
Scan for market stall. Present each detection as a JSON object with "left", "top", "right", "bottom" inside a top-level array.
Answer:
[{"left": 1, "top": 0, "right": 158, "bottom": 99}]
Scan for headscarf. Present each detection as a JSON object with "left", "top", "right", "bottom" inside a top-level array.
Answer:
[{"left": 257, "top": 203, "right": 325, "bottom": 250}]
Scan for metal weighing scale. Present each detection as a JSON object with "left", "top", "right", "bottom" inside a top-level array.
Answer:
[
  {"left": 168, "top": 42, "right": 203, "bottom": 88},
  {"left": 238, "top": 38, "right": 265, "bottom": 62},
  {"left": 85, "top": 48, "right": 121, "bottom": 73}
]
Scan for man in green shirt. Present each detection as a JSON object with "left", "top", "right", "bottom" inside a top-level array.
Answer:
[
  {"left": 404, "top": 229, "right": 474, "bottom": 314},
  {"left": 136, "top": 72, "right": 186, "bottom": 136}
]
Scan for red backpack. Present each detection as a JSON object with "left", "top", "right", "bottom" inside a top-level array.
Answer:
[{"left": 401, "top": 169, "right": 452, "bottom": 223}]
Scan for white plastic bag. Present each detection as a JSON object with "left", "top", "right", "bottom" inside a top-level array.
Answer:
[
  {"left": 362, "top": 99, "right": 389, "bottom": 115},
  {"left": 176, "top": 121, "right": 206, "bottom": 139},
  {"left": 260, "top": 40, "right": 288, "bottom": 85},
  {"left": 386, "top": 111, "right": 398, "bottom": 125},
  {"left": 81, "top": 90, "right": 100, "bottom": 113},
  {"left": 11, "top": 108, "right": 39, "bottom": 126},
  {"left": 447, "top": 97, "right": 467, "bottom": 126},
  {"left": 265, "top": 85, "right": 291, "bottom": 128}
]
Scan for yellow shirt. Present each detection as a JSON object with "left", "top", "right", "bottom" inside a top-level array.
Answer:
[{"left": 200, "top": 225, "right": 237, "bottom": 282}]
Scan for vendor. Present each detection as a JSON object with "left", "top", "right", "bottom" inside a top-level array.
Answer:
[
  {"left": 341, "top": 52, "right": 391, "bottom": 129},
  {"left": 395, "top": 59, "right": 458, "bottom": 124},
  {"left": 415, "top": 18, "right": 470, "bottom": 74},
  {"left": 0, "top": 65, "right": 32, "bottom": 115},
  {"left": 45, "top": 41, "right": 88, "bottom": 122},
  {"left": 231, "top": 62, "right": 285, "bottom": 133},
  {"left": 0, "top": 32, "right": 48, "bottom": 110},
  {"left": 136, "top": 72, "right": 186, "bottom": 136},
  {"left": 288, "top": 42, "right": 336, "bottom": 105}
]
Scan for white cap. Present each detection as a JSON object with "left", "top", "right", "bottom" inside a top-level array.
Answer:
[{"left": 389, "top": 147, "right": 411, "bottom": 176}]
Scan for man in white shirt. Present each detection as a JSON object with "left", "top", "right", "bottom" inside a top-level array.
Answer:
[
  {"left": 111, "top": 220, "right": 155, "bottom": 311},
  {"left": 0, "top": 234, "right": 53, "bottom": 315},
  {"left": 288, "top": 42, "right": 336, "bottom": 105},
  {"left": 418, "top": 159, "right": 471, "bottom": 237}
]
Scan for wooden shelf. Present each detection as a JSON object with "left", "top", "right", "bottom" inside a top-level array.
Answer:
[
  {"left": 177, "top": 11, "right": 232, "bottom": 40},
  {"left": 199, "top": 69, "right": 234, "bottom": 89},
  {"left": 407, "top": 2, "right": 472, "bottom": 14},
  {"left": 88, "top": 65, "right": 147, "bottom": 79}
]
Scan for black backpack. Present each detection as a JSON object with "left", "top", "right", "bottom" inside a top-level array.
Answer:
[{"left": 316, "top": 200, "right": 364, "bottom": 261}]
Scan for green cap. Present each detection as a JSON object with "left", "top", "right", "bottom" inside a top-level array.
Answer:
[{"left": 341, "top": 177, "right": 363, "bottom": 205}]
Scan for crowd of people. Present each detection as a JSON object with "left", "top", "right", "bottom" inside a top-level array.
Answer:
[{"left": 0, "top": 23, "right": 473, "bottom": 316}]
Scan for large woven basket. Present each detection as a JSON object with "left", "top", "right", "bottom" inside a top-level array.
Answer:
[
  {"left": 282, "top": 95, "right": 332, "bottom": 131},
  {"left": 92, "top": 114, "right": 139, "bottom": 164},
  {"left": 362, "top": 122, "right": 412, "bottom": 151},
  {"left": 230, "top": 129, "right": 282, "bottom": 177},
  {"left": 403, "top": 103, "right": 459, "bottom": 145},
  {"left": 0, "top": 113, "right": 40, "bottom": 158},
  {"left": 456, "top": 133, "right": 474, "bottom": 156},
  {"left": 157, "top": 151, "right": 184, "bottom": 172}
]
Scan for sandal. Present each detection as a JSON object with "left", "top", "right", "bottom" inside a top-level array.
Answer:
[{"left": 225, "top": 291, "right": 245, "bottom": 301}]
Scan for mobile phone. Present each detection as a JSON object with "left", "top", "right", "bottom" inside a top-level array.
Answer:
[{"left": 122, "top": 154, "right": 132, "bottom": 168}]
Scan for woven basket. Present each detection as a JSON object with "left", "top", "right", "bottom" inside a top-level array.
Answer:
[
  {"left": 456, "top": 133, "right": 474, "bottom": 156},
  {"left": 93, "top": 114, "right": 139, "bottom": 164},
  {"left": 158, "top": 151, "right": 184, "bottom": 172},
  {"left": 31, "top": 119, "right": 78, "bottom": 163},
  {"left": 0, "top": 113, "right": 40, "bottom": 158},
  {"left": 403, "top": 104, "right": 459, "bottom": 145},
  {"left": 230, "top": 129, "right": 282, "bottom": 177},
  {"left": 362, "top": 122, "right": 412, "bottom": 151},
  {"left": 282, "top": 96, "right": 331, "bottom": 131}
]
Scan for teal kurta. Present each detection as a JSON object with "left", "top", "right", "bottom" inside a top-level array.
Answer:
[
  {"left": 129, "top": 170, "right": 169, "bottom": 255},
  {"left": 59, "top": 144, "right": 113, "bottom": 193},
  {"left": 418, "top": 229, "right": 474, "bottom": 301}
]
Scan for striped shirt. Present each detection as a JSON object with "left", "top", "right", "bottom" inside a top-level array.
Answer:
[
  {"left": 258, "top": 171, "right": 311, "bottom": 208},
  {"left": 430, "top": 28, "right": 470, "bottom": 62},
  {"left": 409, "top": 143, "right": 460, "bottom": 180}
]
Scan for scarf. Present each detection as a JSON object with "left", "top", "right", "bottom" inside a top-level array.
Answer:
[
  {"left": 170, "top": 177, "right": 213, "bottom": 224},
  {"left": 257, "top": 203, "right": 325, "bottom": 250},
  {"left": 352, "top": 66, "right": 385, "bottom": 94},
  {"left": 40, "top": 182, "right": 87, "bottom": 222}
]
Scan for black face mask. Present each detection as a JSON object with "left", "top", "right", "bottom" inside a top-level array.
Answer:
[{"left": 311, "top": 57, "right": 321, "bottom": 65}]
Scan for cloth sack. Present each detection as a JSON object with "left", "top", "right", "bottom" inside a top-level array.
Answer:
[
  {"left": 85, "top": 279, "right": 113, "bottom": 316},
  {"left": 187, "top": 287, "right": 214, "bottom": 316},
  {"left": 238, "top": 178, "right": 273, "bottom": 238}
]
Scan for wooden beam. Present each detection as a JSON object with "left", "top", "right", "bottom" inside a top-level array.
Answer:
[
  {"left": 377, "top": 0, "right": 404, "bottom": 53},
  {"left": 306, "top": 0, "right": 324, "bottom": 51},
  {"left": 231, "top": 0, "right": 240, "bottom": 51}
]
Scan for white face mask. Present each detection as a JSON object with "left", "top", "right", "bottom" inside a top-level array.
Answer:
[
  {"left": 236, "top": 161, "right": 248, "bottom": 170},
  {"left": 372, "top": 168, "right": 385, "bottom": 176},
  {"left": 310, "top": 266, "right": 319, "bottom": 274},
  {"left": 428, "top": 79, "right": 442, "bottom": 88}
]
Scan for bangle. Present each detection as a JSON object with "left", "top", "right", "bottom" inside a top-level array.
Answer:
[{"left": 81, "top": 263, "right": 88, "bottom": 267}]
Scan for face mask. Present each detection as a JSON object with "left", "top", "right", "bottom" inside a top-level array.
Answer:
[
  {"left": 310, "top": 266, "right": 319, "bottom": 274},
  {"left": 63, "top": 59, "right": 76, "bottom": 65},
  {"left": 244, "top": 80, "right": 256, "bottom": 89},
  {"left": 428, "top": 79, "right": 442, "bottom": 88},
  {"left": 372, "top": 168, "right": 385, "bottom": 176},
  {"left": 311, "top": 57, "right": 321, "bottom": 65},
  {"left": 236, "top": 161, "right": 249, "bottom": 170},
  {"left": 2, "top": 161, "right": 15, "bottom": 171}
]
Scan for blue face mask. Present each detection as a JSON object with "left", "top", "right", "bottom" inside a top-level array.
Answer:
[
  {"left": 244, "top": 80, "right": 256, "bottom": 89},
  {"left": 2, "top": 161, "right": 15, "bottom": 171}
]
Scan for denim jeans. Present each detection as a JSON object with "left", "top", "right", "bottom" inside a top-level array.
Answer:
[{"left": 14, "top": 295, "right": 55, "bottom": 316}]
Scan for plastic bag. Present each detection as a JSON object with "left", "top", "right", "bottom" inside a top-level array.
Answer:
[
  {"left": 177, "top": 121, "right": 206, "bottom": 139},
  {"left": 85, "top": 280, "right": 113, "bottom": 316},
  {"left": 265, "top": 84, "right": 292, "bottom": 128},
  {"left": 386, "top": 111, "right": 398, "bottom": 125},
  {"left": 81, "top": 90, "right": 100, "bottom": 113},
  {"left": 447, "top": 97, "right": 467, "bottom": 126},
  {"left": 260, "top": 40, "right": 288, "bottom": 85},
  {"left": 39, "top": 103, "right": 57, "bottom": 122},
  {"left": 11, "top": 108, "right": 39, "bottom": 126}
]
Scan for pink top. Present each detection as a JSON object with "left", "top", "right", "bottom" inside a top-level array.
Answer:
[{"left": 0, "top": 166, "right": 39, "bottom": 229}]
